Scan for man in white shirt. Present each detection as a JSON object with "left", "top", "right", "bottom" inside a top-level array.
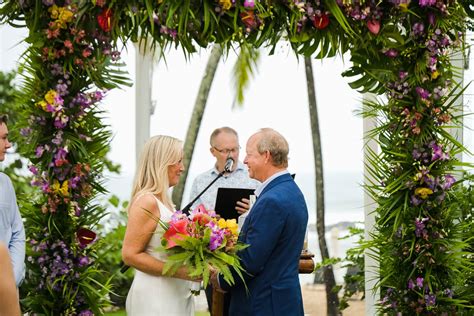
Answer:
[{"left": 188, "top": 126, "right": 259, "bottom": 316}]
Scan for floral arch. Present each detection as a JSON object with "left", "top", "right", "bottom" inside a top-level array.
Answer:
[{"left": 0, "top": 0, "right": 473, "bottom": 314}]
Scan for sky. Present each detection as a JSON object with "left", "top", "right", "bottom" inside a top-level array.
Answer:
[{"left": 100, "top": 41, "right": 364, "bottom": 177}]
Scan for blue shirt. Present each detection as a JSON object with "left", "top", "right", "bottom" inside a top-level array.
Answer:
[
  {"left": 188, "top": 162, "right": 260, "bottom": 211},
  {"left": 0, "top": 172, "right": 25, "bottom": 286}
]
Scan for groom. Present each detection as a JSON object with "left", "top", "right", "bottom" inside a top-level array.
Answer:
[{"left": 211, "top": 128, "right": 308, "bottom": 316}]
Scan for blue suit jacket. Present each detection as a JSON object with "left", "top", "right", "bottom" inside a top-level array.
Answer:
[{"left": 219, "top": 173, "right": 309, "bottom": 316}]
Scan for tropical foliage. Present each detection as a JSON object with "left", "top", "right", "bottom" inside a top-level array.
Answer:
[{"left": 0, "top": 0, "right": 473, "bottom": 314}]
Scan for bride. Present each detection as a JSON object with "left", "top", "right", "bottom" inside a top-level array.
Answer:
[{"left": 122, "top": 135, "right": 198, "bottom": 315}]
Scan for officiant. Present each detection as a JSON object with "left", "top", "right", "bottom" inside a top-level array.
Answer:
[{"left": 188, "top": 126, "right": 259, "bottom": 315}]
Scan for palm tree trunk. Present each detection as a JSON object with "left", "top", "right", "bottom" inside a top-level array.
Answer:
[
  {"left": 304, "top": 56, "right": 340, "bottom": 315},
  {"left": 171, "top": 44, "right": 223, "bottom": 208}
]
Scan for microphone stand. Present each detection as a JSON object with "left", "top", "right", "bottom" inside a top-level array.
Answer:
[
  {"left": 120, "top": 168, "right": 228, "bottom": 274},
  {"left": 181, "top": 169, "right": 226, "bottom": 215}
]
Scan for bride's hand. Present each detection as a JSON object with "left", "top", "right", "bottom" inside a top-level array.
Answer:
[{"left": 176, "top": 266, "right": 202, "bottom": 282}]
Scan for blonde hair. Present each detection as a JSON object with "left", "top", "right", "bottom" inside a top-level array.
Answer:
[{"left": 130, "top": 135, "right": 183, "bottom": 209}]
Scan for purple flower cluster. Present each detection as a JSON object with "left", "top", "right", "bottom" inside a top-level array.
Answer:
[
  {"left": 387, "top": 71, "right": 410, "bottom": 99},
  {"left": 414, "top": 217, "right": 428, "bottom": 238},
  {"left": 337, "top": 1, "right": 383, "bottom": 21},
  {"left": 208, "top": 221, "right": 226, "bottom": 251},
  {"left": 29, "top": 239, "right": 91, "bottom": 292},
  {"left": 418, "top": 0, "right": 436, "bottom": 7}
]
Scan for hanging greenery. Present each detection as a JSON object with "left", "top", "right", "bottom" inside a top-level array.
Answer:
[{"left": 0, "top": 0, "right": 473, "bottom": 314}]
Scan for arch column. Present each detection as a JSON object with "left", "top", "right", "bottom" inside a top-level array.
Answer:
[
  {"left": 134, "top": 42, "right": 155, "bottom": 162},
  {"left": 363, "top": 93, "right": 379, "bottom": 316}
]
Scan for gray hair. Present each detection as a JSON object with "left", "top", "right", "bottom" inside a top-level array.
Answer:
[
  {"left": 256, "top": 128, "right": 289, "bottom": 168},
  {"left": 210, "top": 127, "right": 238, "bottom": 146}
]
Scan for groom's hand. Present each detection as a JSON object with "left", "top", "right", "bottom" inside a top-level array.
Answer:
[{"left": 210, "top": 269, "right": 227, "bottom": 293}]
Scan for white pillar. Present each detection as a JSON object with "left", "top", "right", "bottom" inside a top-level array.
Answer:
[
  {"left": 134, "top": 42, "right": 155, "bottom": 162},
  {"left": 363, "top": 93, "right": 379, "bottom": 316},
  {"left": 450, "top": 50, "right": 465, "bottom": 161}
]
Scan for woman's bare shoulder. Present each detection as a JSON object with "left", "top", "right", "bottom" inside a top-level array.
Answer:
[{"left": 129, "top": 193, "right": 160, "bottom": 217}]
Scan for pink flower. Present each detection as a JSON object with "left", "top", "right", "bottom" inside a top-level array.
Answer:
[
  {"left": 367, "top": 20, "right": 380, "bottom": 35},
  {"left": 82, "top": 48, "right": 92, "bottom": 58},
  {"left": 243, "top": 0, "right": 255, "bottom": 9}
]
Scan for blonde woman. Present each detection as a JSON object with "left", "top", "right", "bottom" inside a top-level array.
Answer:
[{"left": 122, "top": 135, "right": 197, "bottom": 315}]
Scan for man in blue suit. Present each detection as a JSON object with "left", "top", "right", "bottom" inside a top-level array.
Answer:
[{"left": 212, "top": 128, "right": 308, "bottom": 316}]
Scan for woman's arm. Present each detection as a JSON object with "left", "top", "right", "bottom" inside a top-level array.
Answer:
[
  {"left": 0, "top": 243, "right": 21, "bottom": 316},
  {"left": 121, "top": 194, "right": 195, "bottom": 281}
]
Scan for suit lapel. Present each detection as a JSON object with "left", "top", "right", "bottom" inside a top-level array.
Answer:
[{"left": 239, "top": 173, "right": 293, "bottom": 241}]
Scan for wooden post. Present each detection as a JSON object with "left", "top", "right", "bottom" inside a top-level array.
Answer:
[{"left": 212, "top": 288, "right": 224, "bottom": 316}]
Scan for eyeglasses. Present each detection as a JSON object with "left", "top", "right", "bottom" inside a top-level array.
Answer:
[{"left": 212, "top": 146, "right": 240, "bottom": 155}]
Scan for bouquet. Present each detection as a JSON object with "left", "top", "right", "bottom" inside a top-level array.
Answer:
[{"left": 147, "top": 205, "right": 248, "bottom": 290}]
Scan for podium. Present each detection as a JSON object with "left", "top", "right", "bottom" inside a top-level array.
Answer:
[{"left": 211, "top": 250, "right": 315, "bottom": 316}]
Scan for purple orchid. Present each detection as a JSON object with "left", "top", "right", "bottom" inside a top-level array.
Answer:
[
  {"left": 442, "top": 174, "right": 455, "bottom": 190},
  {"left": 416, "top": 87, "right": 431, "bottom": 99},
  {"left": 418, "top": 0, "right": 436, "bottom": 7},
  {"left": 425, "top": 293, "right": 436, "bottom": 306},
  {"left": 415, "top": 218, "right": 428, "bottom": 237},
  {"left": 209, "top": 229, "right": 225, "bottom": 251},
  {"left": 416, "top": 276, "right": 424, "bottom": 288}
]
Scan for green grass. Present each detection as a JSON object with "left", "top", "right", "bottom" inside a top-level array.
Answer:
[{"left": 105, "top": 310, "right": 209, "bottom": 316}]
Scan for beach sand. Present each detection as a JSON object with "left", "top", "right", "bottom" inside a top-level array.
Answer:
[
  {"left": 195, "top": 283, "right": 365, "bottom": 315},
  {"left": 302, "top": 284, "right": 364, "bottom": 316}
]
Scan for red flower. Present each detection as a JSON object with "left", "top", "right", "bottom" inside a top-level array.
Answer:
[
  {"left": 313, "top": 14, "right": 330, "bottom": 30},
  {"left": 77, "top": 228, "right": 96, "bottom": 247},
  {"left": 97, "top": 8, "right": 113, "bottom": 32},
  {"left": 240, "top": 10, "right": 258, "bottom": 30},
  {"left": 163, "top": 219, "right": 189, "bottom": 249},
  {"left": 192, "top": 212, "right": 212, "bottom": 226}
]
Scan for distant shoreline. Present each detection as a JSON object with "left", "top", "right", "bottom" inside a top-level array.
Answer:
[{"left": 308, "top": 221, "right": 364, "bottom": 232}]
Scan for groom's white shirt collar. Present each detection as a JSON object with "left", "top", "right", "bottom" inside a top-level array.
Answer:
[{"left": 254, "top": 170, "right": 289, "bottom": 198}]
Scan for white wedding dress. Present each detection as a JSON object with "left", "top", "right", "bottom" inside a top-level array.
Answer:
[{"left": 126, "top": 196, "right": 196, "bottom": 315}]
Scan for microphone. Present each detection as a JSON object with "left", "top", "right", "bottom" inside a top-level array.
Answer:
[{"left": 224, "top": 157, "right": 234, "bottom": 173}]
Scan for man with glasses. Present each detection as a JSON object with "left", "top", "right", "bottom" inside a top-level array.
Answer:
[{"left": 188, "top": 126, "right": 259, "bottom": 315}]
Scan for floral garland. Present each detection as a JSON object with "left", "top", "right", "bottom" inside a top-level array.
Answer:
[{"left": 0, "top": 0, "right": 472, "bottom": 314}]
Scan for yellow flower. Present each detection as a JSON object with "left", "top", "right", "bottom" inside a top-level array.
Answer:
[
  {"left": 59, "top": 8, "right": 74, "bottom": 24},
  {"left": 37, "top": 100, "right": 48, "bottom": 111},
  {"left": 226, "top": 219, "right": 238, "bottom": 235},
  {"left": 431, "top": 70, "right": 439, "bottom": 80},
  {"left": 219, "top": 0, "right": 232, "bottom": 10},
  {"left": 218, "top": 218, "right": 238, "bottom": 235},
  {"left": 49, "top": 5, "right": 60, "bottom": 19},
  {"left": 217, "top": 218, "right": 227, "bottom": 229},
  {"left": 415, "top": 187, "right": 433, "bottom": 199},
  {"left": 399, "top": 3, "right": 409, "bottom": 11},
  {"left": 52, "top": 180, "right": 69, "bottom": 196},
  {"left": 45, "top": 90, "right": 57, "bottom": 104}
]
